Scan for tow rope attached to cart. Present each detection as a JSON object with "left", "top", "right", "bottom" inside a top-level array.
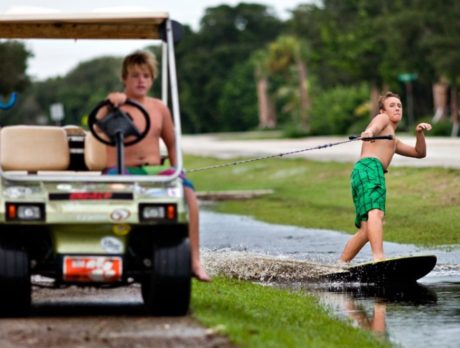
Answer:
[{"left": 186, "top": 135, "right": 393, "bottom": 173}]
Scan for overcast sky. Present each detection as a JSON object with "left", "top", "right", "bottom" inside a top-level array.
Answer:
[{"left": 0, "top": 0, "right": 309, "bottom": 80}]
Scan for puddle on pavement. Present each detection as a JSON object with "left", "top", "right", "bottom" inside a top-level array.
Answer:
[{"left": 201, "top": 210, "right": 460, "bottom": 348}]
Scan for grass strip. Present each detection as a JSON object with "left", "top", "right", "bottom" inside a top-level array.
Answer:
[
  {"left": 187, "top": 155, "right": 460, "bottom": 246},
  {"left": 192, "top": 277, "right": 391, "bottom": 348}
]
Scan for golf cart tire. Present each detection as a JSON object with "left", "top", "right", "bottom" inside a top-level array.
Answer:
[
  {"left": 0, "top": 247, "right": 31, "bottom": 316},
  {"left": 142, "top": 238, "right": 191, "bottom": 316}
]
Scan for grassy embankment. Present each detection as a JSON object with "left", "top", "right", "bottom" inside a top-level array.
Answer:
[
  {"left": 187, "top": 153, "right": 459, "bottom": 347},
  {"left": 192, "top": 277, "right": 391, "bottom": 348},
  {"left": 187, "top": 155, "right": 460, "bottom": 246}
]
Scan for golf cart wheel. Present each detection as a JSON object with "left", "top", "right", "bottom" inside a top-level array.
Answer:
[
  {"left": 142, "top": 239, "right": 191, "bottom": 316},
  {"left": 0, "top": 247, "right": 31, "bottom": 316}
]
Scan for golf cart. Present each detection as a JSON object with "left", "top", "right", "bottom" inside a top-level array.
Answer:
[{"left": 0, "top": 12, "right": 191, "bottom": 316}]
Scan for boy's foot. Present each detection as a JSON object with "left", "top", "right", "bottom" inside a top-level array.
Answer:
[
  {"left": 373, "top": 254, "right": 385, "bottom": 262},
  {"left": 192, "top": 266, "right": 212, "bottom": 282},
  {"left": 336, "top": 260, "right": 350, "bottom": 269}
]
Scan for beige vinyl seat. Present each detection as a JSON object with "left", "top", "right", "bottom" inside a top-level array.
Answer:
[
  {"left": 84, "top": 132, "right": 107, "bottom": 171},
  {"left": 0, "top": 125, "right": 70, "bottom": 172}
]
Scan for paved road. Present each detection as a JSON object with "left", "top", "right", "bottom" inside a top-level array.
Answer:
[
  {"left": 0, "top": 284, "right": 233, "bottom": 348},
  {"left": 182, "top": 134, "right": 460, "bottom": 169}
]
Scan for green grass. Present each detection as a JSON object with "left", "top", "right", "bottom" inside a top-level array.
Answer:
[
  {"left": 188, "top": 155, "right": 459, "bottom": 347},
  {"left": 187, "top": 155, "right": 460, "bottom": 246},
  {"left": 192, "top": 277, "right": 391, "bottom": 348}
]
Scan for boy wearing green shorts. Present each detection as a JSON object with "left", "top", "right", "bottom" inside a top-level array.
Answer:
[{"left": 340, "top": 92, "right": 432, "bottom": 263}]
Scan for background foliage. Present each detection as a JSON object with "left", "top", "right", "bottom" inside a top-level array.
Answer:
[{"left": 1, "top": 1, "right": 459, "bottom": 136}]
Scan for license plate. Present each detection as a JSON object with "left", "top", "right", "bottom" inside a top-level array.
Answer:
[{"left": 63, "top": 256, "right": 122, "bottom": 282}]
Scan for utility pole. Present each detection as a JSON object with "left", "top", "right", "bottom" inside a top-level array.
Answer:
[{"left": 398, "top": 73, "right": 417, "bottom": 129}]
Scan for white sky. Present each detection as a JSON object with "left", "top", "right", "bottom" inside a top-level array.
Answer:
[{"left": 0, "top": 1, "right": 310, "bottom": 80}]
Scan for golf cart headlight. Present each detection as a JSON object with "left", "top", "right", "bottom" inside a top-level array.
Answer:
[
  {"left": 5, "top": 203, "right": 45, "bottom": 221},
  {"left": 143, "top": 206, "right": 165, "bottom": 219},
  {"left": 139, "top": 204, "right": 177, "bottom": 222},
  {"left": 18, "top": 206, "right": 41, "bottom": 220}
]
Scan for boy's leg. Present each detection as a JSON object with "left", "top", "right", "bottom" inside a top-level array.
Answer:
[
  {"left": 184, "top": 187, "right": 211, "bottom": 282},
  {"left": 340, "top": 221, "right": 369, "bottom": 262},
  {"left": 367, "top": 209, "right": 385, "bottom": 261},
  {"left": 371, "top": 302, "right": 387, "bottom": 335}
]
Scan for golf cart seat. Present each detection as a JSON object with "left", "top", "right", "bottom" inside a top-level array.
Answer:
[
  {"left": 84, "top": 132, "right": 107, "bottom": 171},
  {"left": 0, "top": 125, "right": 70, "bottom": 172},
  {"left": 63, "top": 125, "right": 88, "bottom": 171}
]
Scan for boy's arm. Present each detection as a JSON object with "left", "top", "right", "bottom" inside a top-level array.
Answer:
[
  {"left": 361, "top": 113, "right": 390, "bottom": 139},
  {"left": 160, "top": 102, "right": 177, "bottom": 167},
  {"left": 395, "top": 122, "right": 432, "bottom": 158}
]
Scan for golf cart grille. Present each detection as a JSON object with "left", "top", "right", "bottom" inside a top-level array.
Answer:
[{"left": 49, "top": 192, "right": 134, "bottom": 200}]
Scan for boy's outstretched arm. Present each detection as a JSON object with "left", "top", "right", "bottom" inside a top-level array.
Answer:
[{"left": 395, "top": 122, "right": 432, "bottom": 158}]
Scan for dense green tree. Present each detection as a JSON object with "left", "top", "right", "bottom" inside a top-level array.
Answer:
[
  {"left": 0, "top": 40, "right": 32, "bottom": 123},
  {"left": 218, "top": 59, "right": 259, "bottom": 131},
  {"left": 309, "top": 83, "right": 370, "bottom": 135},
  {"left": 3, "top": 56, "right": 122, "bottom": 125},
  {"left": 3, "top": 1, "right": 459, "bottom": 136},
  {"left": 57, "top": 56, "right": 123, "bottom": 125},
  {"left": 417, "top": 0, "right": 460, "bottom": 135},
  {"left": 175, "top": 3, "right": 285, "bottom": 133},
  {"left": 265, "top": 35, "right": 311, "bottom": 131},
  {"left": 287, "top": 0, "right": 446, "bottom": 128},
  {"left": 0, "top": 40, "right": 32, "bottom": 96}
]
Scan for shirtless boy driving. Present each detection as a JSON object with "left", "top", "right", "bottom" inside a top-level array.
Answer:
[{"left": 103, "top": 50, "right": 210, "bottom": 281}]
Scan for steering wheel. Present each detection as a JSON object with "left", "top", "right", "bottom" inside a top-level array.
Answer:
[{"left": 87, "top": 99, "right": 151, "bottom": 146}]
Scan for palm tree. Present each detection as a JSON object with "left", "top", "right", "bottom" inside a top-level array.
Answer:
[
  {"left": 252, "top": 50, "right": 277, "bottom": 128},
  {"left": 266, "top": 35, "right": 311, "bottom": 131}
]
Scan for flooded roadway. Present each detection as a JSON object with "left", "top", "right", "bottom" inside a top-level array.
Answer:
[
  {"left": 200, "top": 210, "right": 460, "bottom": 348},
  {"left": 1, "top": 209, "right": 457, "bottom": 348}
]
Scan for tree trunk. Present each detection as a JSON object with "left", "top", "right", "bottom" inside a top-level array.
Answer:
[
  {"left": 432, "top": 77, "right": 449, "bottom": 123},
  {"left": 370, "top": 84, "right": 381, "bottom": 118},
  {"left": 450, "top": 85, "right": 459, "bottom": 137},
  {"left": 256, "top": 76, "right": 276, "bottom": 129},
  {"left": 297, "top": 59, "right": 310, "bottom": 132}
]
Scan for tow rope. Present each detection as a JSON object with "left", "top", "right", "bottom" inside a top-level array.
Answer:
[{"left": 186, "top": 135, "right": 393, "bottom": 173}]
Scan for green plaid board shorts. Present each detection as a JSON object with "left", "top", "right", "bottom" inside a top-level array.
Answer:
[{"left": 351, "top": 157, "right": 386, "bottom": 228}]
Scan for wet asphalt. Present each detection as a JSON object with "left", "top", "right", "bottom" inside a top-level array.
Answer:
[{"left": 200, "top": 209, "right": 460, "bottom": 272}]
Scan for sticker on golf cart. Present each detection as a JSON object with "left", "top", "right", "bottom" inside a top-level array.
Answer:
[
  {"left": 63, "top": 256, "right": 122, "bottom": 282},
  {"left": 100, "top": 236, "right": 124, "bottom": 253}
]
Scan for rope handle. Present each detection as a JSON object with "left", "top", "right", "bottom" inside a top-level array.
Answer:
[
  {"left": 186, "top": 135, "right": 394, "bottom": 173},
  {"left": 348, "top": 135, "right": 393, "bottom": 141}
]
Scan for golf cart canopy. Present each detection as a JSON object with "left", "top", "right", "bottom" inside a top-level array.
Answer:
[
  {"left": 0, "top": 12, "right": 169, "bottom": 39},
  {"left": 0, "top": 11, "right": 184, "bottom": 183}
]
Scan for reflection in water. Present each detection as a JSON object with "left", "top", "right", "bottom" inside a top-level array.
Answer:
[
  {"left": 321, "top": 283, "right": 437, "bottom": 337},
  {"left": 309, "top": 282, "right": 438, "bottom": 340},
  {"left": 345, "top": 300, "right": 386, "bottom": 336},
  {"left": 328, "top": 282, "right": 438, "bottom": 305}
]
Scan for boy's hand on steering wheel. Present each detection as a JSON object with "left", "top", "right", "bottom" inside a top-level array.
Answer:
[{"left": 107, "top": 92, "right": 128, "bottom": 107}]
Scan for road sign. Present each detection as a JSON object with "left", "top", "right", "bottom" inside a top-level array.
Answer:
[
  {"left": 50, "top": 103, "right": 64, "bottom": 122},
  {"left": 398, "top": 73, "right": 417, "bottom": 83}
]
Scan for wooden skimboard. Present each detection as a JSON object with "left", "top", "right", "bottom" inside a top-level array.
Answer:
[{"left": 321, "top": 255, "right": 437, "bottom": 283}]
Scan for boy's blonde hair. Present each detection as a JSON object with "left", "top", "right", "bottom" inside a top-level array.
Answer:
[
  {"left": 121, "top": 50, "right": 158, "bottom": 80},
  {"left": 378, "top": 91, "right": 401, "bottom": 110}
]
